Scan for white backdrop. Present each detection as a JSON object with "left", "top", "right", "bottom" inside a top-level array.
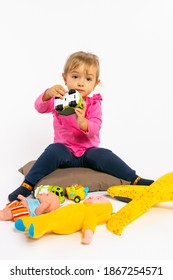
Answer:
[
  {"left": 0, "top": 0, "right": 173, "bottom": 187},
  {"left": 0, "top": 0, "right": 173, "bottom": 271}
]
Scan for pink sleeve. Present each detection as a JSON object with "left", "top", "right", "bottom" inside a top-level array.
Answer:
[
  {"left": 84, "top": 94, "right": 102, "bottom": 137},
  {"left": 34, "top": 92, "right": 54, "bottom": 113},
  {"left": 87, "top": 106, "right": 102, "bottom": 137}
]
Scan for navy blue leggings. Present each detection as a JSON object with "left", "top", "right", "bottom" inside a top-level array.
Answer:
[{"left": 25, "top": 143, "right": 137, "bottom": 186}]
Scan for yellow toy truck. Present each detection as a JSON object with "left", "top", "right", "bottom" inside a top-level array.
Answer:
[{"left": 66, "top": 184, "right": 89, "bottom": 203}]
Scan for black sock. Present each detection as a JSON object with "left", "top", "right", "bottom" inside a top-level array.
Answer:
[
  {"left": 136, "top": 178, "right": 154, "bottom": 186},
  {"left": 8, "top": 180, "right": 34, "bottom": 202}
]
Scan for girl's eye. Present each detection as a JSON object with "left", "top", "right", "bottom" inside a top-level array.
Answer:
[
  {"left": 87, "top": 77, "right": 92, "bottom": 81},
  {"left": 72, "top": 75, "right": 78, "bottom": 79}
]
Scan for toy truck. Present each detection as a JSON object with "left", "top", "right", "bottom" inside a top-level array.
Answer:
[
  {"left": 34, "top": 185, "right": 65, "bottom": 204},
  {"left": 54, "top": 89, "right": 83, "bottom": 116},
  {"left": 66, "top": 184, "right": 89, "bottom": 203}
]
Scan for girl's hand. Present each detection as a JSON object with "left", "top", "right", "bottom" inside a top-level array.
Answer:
[
  {"left": 74, "top": 101, "right": 88, "bottom": 131},
  {"left": 74, "top": 101, "right": 86, "bottom": 118},
  {"left": 43, "top": 85, "right": 66, "bottom": 101}
]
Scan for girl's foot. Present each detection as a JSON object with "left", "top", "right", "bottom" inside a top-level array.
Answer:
[{"left": 8, "top": 181, "right": 33, "bottom": 201}]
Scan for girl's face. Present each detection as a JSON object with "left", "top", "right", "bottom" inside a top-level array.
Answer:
[{"left": 63, "top": 63, "right": 100, "bottom": 99}]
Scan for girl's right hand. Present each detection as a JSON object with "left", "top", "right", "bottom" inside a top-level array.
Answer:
[{"left": 43, "top": 85, "right": 66, "bottom": 101}]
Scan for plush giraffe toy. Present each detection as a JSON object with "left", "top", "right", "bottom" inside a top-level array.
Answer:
[{"left": 107, "top": 171, "right": 173, "bottom": 235}]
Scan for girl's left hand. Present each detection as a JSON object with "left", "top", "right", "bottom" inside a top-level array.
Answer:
[
  {"left": 74, "top": 101, "right": 86, "bottom": 119},
  {"left": 74, "top": 101, "right": 88, "bottom": 131}
]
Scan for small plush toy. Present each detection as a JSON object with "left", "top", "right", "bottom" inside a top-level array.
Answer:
[
  {"left": 107, "top": 171, "right": 173, "bottom": 235},
  {"left": 0, "top": 192, "right": 60, "bottom": 222},
  {"left": 15, "top": 196, "right": 113, "bottom": 245}
]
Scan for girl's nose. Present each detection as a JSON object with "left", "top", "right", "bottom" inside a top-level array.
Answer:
[{"left": 77, "top": 78, "right": 84, "bottom": 87}]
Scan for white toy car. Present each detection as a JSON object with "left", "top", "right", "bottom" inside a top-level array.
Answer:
[{"left": 54, "top": 89, "right": 83, "bottom": 116}]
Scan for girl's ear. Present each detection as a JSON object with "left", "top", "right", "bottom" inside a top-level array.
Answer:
[{"left": 96, "top": 79, "right": 101, "bottom": 87}]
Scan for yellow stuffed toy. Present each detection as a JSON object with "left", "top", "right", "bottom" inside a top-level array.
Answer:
[
  {"left": 107, "top": 171, "right": 173, "bottom": 235},
  {"left": 15, "top": 196, "right": 113, "bottom": 245}
]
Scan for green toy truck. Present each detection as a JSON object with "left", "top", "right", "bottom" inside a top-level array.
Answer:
[{"left": 34, "top": 185, "right": 65, "bottom": 204}]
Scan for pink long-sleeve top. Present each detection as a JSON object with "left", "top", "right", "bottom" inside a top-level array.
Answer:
[{"left": 34, "top": 93, "right": 103, "bottom": 157}]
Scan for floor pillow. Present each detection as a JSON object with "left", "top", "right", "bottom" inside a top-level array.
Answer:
[{"left": 18, "top": 160, "right": 130, "bottom": 194}]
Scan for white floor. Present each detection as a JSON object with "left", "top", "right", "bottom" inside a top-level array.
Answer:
[{"left": 1, "top": 173, "right": 173, "bottom": 262}]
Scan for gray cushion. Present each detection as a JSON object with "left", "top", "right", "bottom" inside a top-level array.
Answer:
[{"left": 18, "top": 160, "right": 130, "bottom": 194}]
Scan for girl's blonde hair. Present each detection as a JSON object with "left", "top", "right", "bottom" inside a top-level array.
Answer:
[{"left": 63, "top": 51, "right": 100, "bottom": 82}]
